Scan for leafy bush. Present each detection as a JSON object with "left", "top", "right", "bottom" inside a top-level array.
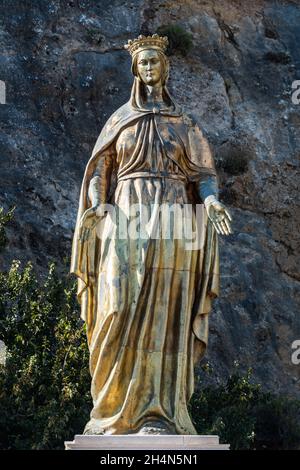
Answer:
[
  {"left": 189, "top": 367, "right": 258, "bottom": 449},
  {"left": 218, "top": 152, "right": 248, "bottom": 175},
  {"left": 253, "top": 394, "right": 300, "bottom": 450},
  {"left": 85, "top": 28, "right": 103, "bottom": 45},
  {"left": 0, "top": 260, "right": 91, "bottom": 449},
  {"left": 189, "top": 366, "right": 300, "bottom": 450},
  {"left": 0, "top": 206, "right": 15, "bottom": 251},
  {"left": 156, "top": 24, "right": 193, "bottom": 56}
]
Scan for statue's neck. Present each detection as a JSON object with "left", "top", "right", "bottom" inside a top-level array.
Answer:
[{"left": 145, "top": 83, "right": 164, "bottom": 104}]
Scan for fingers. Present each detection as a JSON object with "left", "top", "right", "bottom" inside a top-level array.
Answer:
[
  {"left": 84, "top": 227, "right": 91, "bottom": 241},
  {"left": 220, "top": 219, "right": 230, "bottom": 235},
  {"left": 223, "top": 216, "right": 233, "bottom": 234},
  {"left": 213, "top": 220, "right": 221, "bottom": 235},
  {"left": 215, "top": 220, "right": 230, "bottom": 236},
  {"left": 90, "top": 217, "right": 101, "bottom": 231},
  {"left": 79, "top": 221, "right": 91, "bottom": 242},
  {"left": 209, "top": 203, "right": 233, "bottom": 236},
  {"left": 78, "top": 207, "right": 98, "bottom": 241},
  {"left": 211, "top": 214, "right": 233, "bottom": 236},
  {"left": 79, "top": 227, "right": 87, "bottom": 242},
  {"left": 217, "top": 221, "right": 225, "bottom": 235},
  {"left": 81, "top": 227, "right": 90, "bottom": 242},
  {"left": 86, "top": 206, "right": 97, "bottom": 218},
  {"left": 79, "top": 215, "right": 104, "bottom": 242},
  {"left": 79, "top": 207, "right": 97, "bottom": 225},
  {"left": 224, "top": 208, "right": 232, "bottom": 222}
]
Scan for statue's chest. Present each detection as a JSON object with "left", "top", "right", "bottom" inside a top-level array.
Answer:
[{"left": 115, "top": 116, "right": 186, "bottom": 160}]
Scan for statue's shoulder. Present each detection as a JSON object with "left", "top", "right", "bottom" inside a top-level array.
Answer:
[
  {"left": 92, "top": 102, "right": 132, "bottom": 157},
  {"left": 103, "top": 102, "right": 131, "bottom": 131},
  {"left": 181, "top": 110, "right": 210, "bottom": 142},
  {"left": 180, "top": 109, "right": 200, "bottom": 129}
]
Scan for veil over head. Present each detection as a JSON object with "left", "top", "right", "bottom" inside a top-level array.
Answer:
[{"left": 129, "top": 48, "right": 182, "bottom": 114}]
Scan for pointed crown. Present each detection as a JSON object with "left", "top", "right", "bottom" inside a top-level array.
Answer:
[{"left": 124, "top": 34, "right": 168, "bottom": 58}]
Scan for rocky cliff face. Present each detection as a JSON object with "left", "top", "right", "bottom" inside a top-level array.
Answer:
[{"left": 0, "top": 0, "right": 299, "bottom": 397}]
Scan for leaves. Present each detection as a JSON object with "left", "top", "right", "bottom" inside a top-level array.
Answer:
[
  {"left": 189, "top": 366, "right": 300, "bottom": 450},
  {"left": 156, "top": 24, "right": 193, "bottom": 56},
  {"left": 0, "top": 206, "right": 15, "bottom": 251},
  {"left": 0, "top": 260, "right": 91, "bottom": 449}
]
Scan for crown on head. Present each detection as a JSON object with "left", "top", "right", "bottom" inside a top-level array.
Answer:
[{"left": 124, "top": 34, "right": 168, "bottom": 57}]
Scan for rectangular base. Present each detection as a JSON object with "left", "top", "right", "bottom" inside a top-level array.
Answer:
[{"left": 65, "top": 435, "right": 230, "bottom": 450}]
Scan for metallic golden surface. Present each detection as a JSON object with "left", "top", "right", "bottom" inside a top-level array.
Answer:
[{"left": 70, "top": 35, "right": 232, "bottom": 436}]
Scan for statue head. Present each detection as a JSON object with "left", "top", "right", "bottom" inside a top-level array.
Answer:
[{"left": 124, "top": 34, "right": 169, "bottom": 86}]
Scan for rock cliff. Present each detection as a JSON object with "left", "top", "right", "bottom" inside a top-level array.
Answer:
[{"left": 0, "top": 0, "right": 299, "bottom": 396}]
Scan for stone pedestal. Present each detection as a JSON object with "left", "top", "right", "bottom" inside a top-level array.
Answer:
[{"left": 65, "top": 434, "right": 230, "bottom": 450}]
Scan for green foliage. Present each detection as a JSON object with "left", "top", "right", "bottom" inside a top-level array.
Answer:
[
  {"left": 189, "top": 366, "right": 300, "bottom": 450},
  {"left": 253, "top": 394, "right": 300, "bottom": 449},
  {"left": 0, "top": 206, "right": 15, "bottom": 251},
  {"left": 219, "top": 152, "right": 248, "bottom": 175},
  {"left": 156, "top": 24, "right": 193, "bottom": 56},
  {"left": 0, "top": 260, "right": 91, "bottom": 449},
  {"left": 189, "top": 367, "right": 258, "bottom": 449},
  {"left": 85, "top": 28, "right": 103, "bottom": 45},
  {"left": 264, "top": 51, "right": 291, "bottom": 64}
]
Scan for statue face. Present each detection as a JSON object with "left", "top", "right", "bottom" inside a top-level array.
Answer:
[{"left": 136, "top": 49, "right": 162, "bottom": 86}]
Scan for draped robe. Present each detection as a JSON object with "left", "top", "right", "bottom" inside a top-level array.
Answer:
[{"left": 70, "top": 79, "right": 219, "bottom": 435}]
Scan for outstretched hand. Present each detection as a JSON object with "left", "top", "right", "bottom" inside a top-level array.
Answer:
[{"left": 206, "top": 200, "right": 232, "bottom": 236}]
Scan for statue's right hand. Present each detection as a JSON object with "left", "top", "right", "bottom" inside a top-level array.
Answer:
[{"left": 78, "top": 205, "right": 101, "bottom": 242}]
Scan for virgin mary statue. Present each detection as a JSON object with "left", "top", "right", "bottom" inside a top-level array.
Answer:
[{"left": 70, "top": 34, "right": 232, "bottom": 436}]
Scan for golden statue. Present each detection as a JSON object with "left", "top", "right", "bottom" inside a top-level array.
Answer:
[{"left": 70, "top": 34, "right": 232, "bottom": 436}]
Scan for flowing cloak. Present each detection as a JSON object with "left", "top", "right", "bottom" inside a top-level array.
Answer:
[{"left": 70, "top": 95, "right": 219, "bottom": 371}]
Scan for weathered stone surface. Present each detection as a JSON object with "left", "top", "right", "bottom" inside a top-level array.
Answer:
[{"left": 0, "top": 0, "right": 299, "bottom": 397}]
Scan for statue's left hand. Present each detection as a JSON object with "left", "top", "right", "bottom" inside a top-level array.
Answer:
[
  {"left": 78, "top": 205, "right": 102, "bottom": 242},
  {"left": 206, "top": 200, "right": 233, "bottom": 236}
]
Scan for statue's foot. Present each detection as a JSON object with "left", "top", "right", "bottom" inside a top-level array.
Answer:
[
  {"left": 137, "top": 420, "right": 176, "bottom": 435},
  {"left": 83, "top": 418, "right": 105, "bottom": 435}
]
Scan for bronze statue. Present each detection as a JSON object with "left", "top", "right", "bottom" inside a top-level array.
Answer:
[{"left": 70, "top": 34, "right": 232, "bottom": 436}]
